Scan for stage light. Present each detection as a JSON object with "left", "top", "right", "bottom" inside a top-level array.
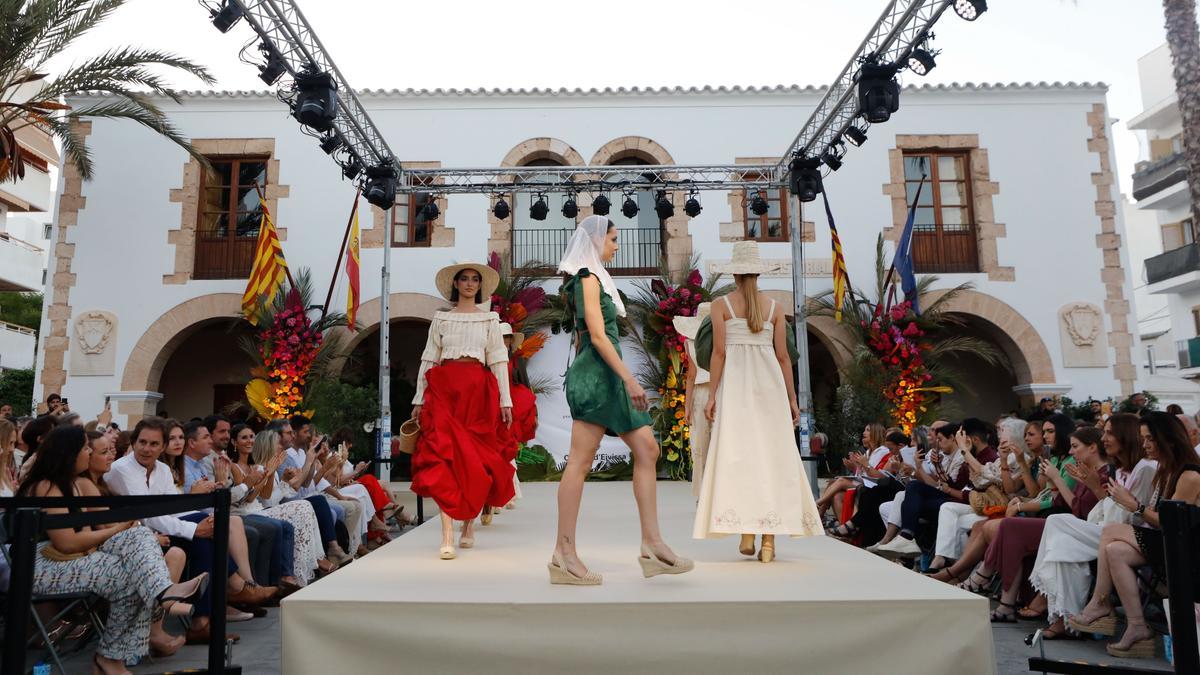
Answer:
[
  {"left": 788, "top": 156, "right": 824, "bottom": 203},
  {"left": 858, "top": 62, "right": 900, "bottom": 124},
  {"left": 749, "top": 193, "right": 769, "bottom": 216},
  {"left": 342, "top": 159, "right": 361, "bottom": 180},
  {"left": 684, "top": 191, "right": 702, "bottom": 218},
  {"left": 821, "top": 142, "right": 845, "bottom": 171},
  {"left": 421, "top": 198, "right": 440, "bottom": 222},
  {"left": 492, "top": 196, "right": 510, "bottom": 220},
  {"left": 954, "top": 0, "right": 987, "bottom": 21},
  {"left": 592, "top": 194, "right": 611, "bottom": 216},
  {"left": 621, "top": 193, "right": 639, "bottom": 219},
  {"left": 292, "top": 69, "right": 338, "bottom": 132},
  {"left": 530, "top": 193, "right": 549, "bottom": 221},
  {"left": 319, "top": 132, "right": 343, "bottom": 154},
  {"left": 211, "top": 1, "right": 243, "bottom": 32},
  {"left": 562, "top": 194, "right": 579, "bottom": 219},
  {"left": 845, "top": 123, "right": 868, "bottom": 147},
  {"left": 654, "top": 190, "right": 674, "bottom": 219},
  {"left": 258, "top": 43, "right": 287, "bottom": 85},
  {"left": 363, "top": 162, "right": 396, "bottom": 210},
  {"left": 907, "top": 48, "right": 938, "bottom": 76}
]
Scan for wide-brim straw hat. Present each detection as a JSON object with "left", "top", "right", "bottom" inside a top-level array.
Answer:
[
  {"left": 673, "top": 302, "right": 712, "bottom": 340},
  {"left": 499, "top": 322, "right": 513, "bottom": 336},
  {"left": 435, "top": 261, "right": 500, "bottom": 302},
  {"left": 712, "top": 240, "right": 781, "bottom": 276}
]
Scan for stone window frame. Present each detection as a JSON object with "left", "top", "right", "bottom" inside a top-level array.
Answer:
[
  {"left": 363, "top": 161, "right": 453, "bottom": 249},
  {"left": 165, "top": 139, "right": 289, "bottom": 285},
  {"left": 899, "top": 149, "right": 979, "bottom": 274},
  {"left": 881, "top": 135, "right": 1011, "bottom": 282},
  {"left": 720, "top": 157, "right": 814, "bottom": 245}
]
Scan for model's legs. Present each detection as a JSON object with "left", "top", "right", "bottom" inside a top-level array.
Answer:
[
  {"left": 622, "top": 427, "right": 669, "bottom": 555},
  {"left": 554, "top": 421, "right": 605, "bottom": 576}
]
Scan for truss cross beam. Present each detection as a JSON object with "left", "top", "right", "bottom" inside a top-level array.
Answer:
[{"left": 398, "top": 164, "right": 785, "bottom": 195}]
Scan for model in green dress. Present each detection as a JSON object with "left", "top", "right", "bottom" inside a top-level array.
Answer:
[{"left": 548, "top": 215, "right": 694, "bottom": 586}]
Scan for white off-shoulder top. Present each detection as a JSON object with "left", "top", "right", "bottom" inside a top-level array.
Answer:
[{"left": 412, "top": 310, "right": 512, "bottom": 407}]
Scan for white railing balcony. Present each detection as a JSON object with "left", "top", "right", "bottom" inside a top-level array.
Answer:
[
  {"left": 0, "top": 232, "right": 45, "bottom": 292},
  {"left": 0, "top": 165, "right": 53, "bottom": 213},
  {"left": 0, "top": 320, "right": 36, "bottom": 371}
]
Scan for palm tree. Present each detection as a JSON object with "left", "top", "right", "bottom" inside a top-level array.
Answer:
[
  {"left": 1162, "top": 0, "right": 1200, "bottom": 224},
  {"left": 0, "top": 0, "right": 214, "bottom": 182}
]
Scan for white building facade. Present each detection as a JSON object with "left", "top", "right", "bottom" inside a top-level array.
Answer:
[{"left": 37, "top": 82, "right": 1141, "bottom": 444}]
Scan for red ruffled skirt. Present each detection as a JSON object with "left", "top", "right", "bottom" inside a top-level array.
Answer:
[
  {"left": 510, "top": 381, "right": 538, "bottom": 443},
  {"left": 412, "top": 361, "right": 517, "bottom": 520}
]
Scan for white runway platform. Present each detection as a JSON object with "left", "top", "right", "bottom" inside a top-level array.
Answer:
[{"left": 282, "top": 482, "right": 995, "bottom": 675}]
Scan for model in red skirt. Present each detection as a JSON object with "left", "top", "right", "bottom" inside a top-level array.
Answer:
[{"left": 411, "top": 261, "right": 515, "bottom": 560}]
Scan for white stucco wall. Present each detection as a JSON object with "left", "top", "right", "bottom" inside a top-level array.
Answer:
[{"left": 42, "top": 83, "right": 1132, "bottom": 436}]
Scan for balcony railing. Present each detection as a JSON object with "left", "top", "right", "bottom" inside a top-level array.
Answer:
[
  {"left": 1132, "top": 151, "right": 1186, "bottom": 202},
  {"left": 512, "top": 227, "right": 662, "bottom": 276},
  {"left": 1146, "top": 241, "right": 1200, "bottom": 287},
  {"left": 0, "top": 231, "right": 45, "bottom": 292},
  {"left": 1178, "top": 337, "right": 1200, "bottom": 370}
]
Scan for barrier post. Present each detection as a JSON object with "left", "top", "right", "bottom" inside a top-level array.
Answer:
[
  {"left": 1160, "top": 500, "right": 1199, "bottom": 674},
  {"left": 3, "top": 508, "right": 41, "bottom": 675},
  {"left": 209, "top": 488, "right": 232, "bottom": 673}
]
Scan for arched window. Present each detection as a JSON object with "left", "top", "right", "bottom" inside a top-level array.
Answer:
[
  {"left": 512, "top": 157, "right": 577, "bottom": 271},
  {"left": 604, "top": 157, "right": 664, "bottom": 276}
]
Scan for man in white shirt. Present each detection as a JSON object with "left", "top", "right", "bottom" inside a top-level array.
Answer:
[
  {"left": 104, "top": 417, "right": 275, "bottom": 643},
  {"left": 289, "top": 414, "right": 367, "bottom": 556}
]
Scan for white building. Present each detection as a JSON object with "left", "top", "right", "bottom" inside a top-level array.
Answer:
[
  {"left": 1134, "top": 43, "right": 1200, "bottom": 383},
  {"left": 0, "top": 78, "right": 57, "bottom": 374},
  {"left": 36, "top": 82, "right": 1141, "bottom": 443}
]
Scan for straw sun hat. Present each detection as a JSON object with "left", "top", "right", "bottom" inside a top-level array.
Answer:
[
  {"left": 499, "top": 322, "right": 525, "bottom": 348},
  {"left": 434, "top": 261, "right": 499, "bottom": 302},
  {"left": 672, "top": 302, "right": 712, "bottom": 341},
  {"left": 712, "top": 240, "right": 781, "bottom": 276}
]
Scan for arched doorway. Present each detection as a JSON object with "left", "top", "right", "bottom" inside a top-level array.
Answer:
[
  {"left": 934, "top": 315, "right": 1021, "bottom": 419},
  {"left": 157, "top": 319, "right": 255, "bottom": 420}
]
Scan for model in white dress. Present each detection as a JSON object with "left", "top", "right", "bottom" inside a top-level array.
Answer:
[{"left": 693, "top": 268, "right": 824, "bottom": 560}]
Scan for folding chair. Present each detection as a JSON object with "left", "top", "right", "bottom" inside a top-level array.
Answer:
[{"left": 0, "top": 517, "right": 106, "bottom": 675}]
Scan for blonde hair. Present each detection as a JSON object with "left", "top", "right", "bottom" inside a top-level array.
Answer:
[
  {"left": 252, "top": 429, "right": 280, "bottom": 466},
  {"left": 0, "top": 418, "right": 15, "bottom": 493},
  {"left": 735, "top": 274, "right": 765, "bottom": 333},
  {"left": 865, "top": 423, "right": 887, "bottom": 450}
]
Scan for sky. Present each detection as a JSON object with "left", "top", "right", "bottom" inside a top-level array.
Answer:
[{"left": 61, "top": 0, "right": 1169, "bottom": 192}]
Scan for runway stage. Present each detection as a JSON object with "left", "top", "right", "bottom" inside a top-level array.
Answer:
[{"left": 282, "top": 482, "right": 995, "bottom": 675}]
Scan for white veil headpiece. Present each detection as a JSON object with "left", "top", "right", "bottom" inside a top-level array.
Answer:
[{"left": 557, "top": 215, "right": 626, "bottom": 317}]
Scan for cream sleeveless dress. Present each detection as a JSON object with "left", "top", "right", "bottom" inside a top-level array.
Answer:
[{"left": 693, "top": 296, "right": 825, "bottom": 539}]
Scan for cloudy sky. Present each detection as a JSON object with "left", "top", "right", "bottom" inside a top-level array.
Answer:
[{"left": 64, "top": 0, "right": 1168, "bottom": 189}]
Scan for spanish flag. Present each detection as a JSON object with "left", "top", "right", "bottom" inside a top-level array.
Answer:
[
  {"left": 241, "top": 199, "right": 289, "bottom": 325},
  {"left": 345, "top": 198, "right": 361, "bottom": 330},
  {"left": 822, "top": 190, "right": 851, "bottom": 321}
]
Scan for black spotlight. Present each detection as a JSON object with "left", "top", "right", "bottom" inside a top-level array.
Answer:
[
  {"left": 788, "top": 156, "right": 824, "bottom": 203},
  {"left": 493, "top": 196, "right": 510, "bottom": 220},
  {"left": 954, "top": 0, "right": 987, "bottom": 21},
  {"left": 341, "top": 159, "right": 362, "bottom": 180},
  {"left": 857, "top": 61, "right": 900, "bottom": 124},
  {"left": 845, "top": 123, "right": 868, "bottom": 147},
  {"left": 684, "top": 192, "right": 702, "bottom": 218},
  {"left": 907, "top": 48, "right": 938, "bottom": 76},
  {"left": 561, "top": 194, "right": 579, "bottom": 219},
  {"left": 529, "top": 194, "right": 549, "bottom": 221},
  {"left": 363, "top": 162, "right": 396, "bottom": 210},
  {"left": 592, "top": 194, "right": 612, "bottom": 216},
  {"left": 749, "top": 193, "right": 770, "bottom": 216},
  {"left": 292, "top": 69, "right": 338, "bottom": 132},
  {"left": 258, "top": 44, "right": 287, "bottom": 85},
  {"left": 421, "top": 198, "right": 440, "bottom": 222},
  {"left": 621, "top": 193, "right": 639, "bottom": 219},
  {"left": 319, "top": 132, "right": 343, "bottom": 155},
  {"left": 821, "top": 143, "right": 845, "bottom": 171},
  {"left": 654, "top": 190, "right": 674, "bottom": 219},
  {"left": 210, "top": 1, "right": 243, "bottom": 32}
]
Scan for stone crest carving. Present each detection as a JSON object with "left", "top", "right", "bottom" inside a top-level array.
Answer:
[
  {"left": 69, "top": 310, "right": 118, "bottom": 376},
  {"left": 1061, "top": 303, "right": 1101, "bottom": 347},
  {"left": 75, "top": 311, "right": 114, "bottom": 354},
  {"left": 1058, "top": 302, "right": 1108, "bottom": 368}
]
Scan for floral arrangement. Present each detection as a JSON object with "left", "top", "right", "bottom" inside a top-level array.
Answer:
[
  {"left": 628, "top": 267, "right": 714, "bottom": 480},
  {"left": 489, "top": 251, "right": 549, "bottom": 359},
  {"left": 862, "top": 299, "right": 950, "bottom": 434},
  {"left": 245, "top": 286, "right": 324, "bottom": 419}
]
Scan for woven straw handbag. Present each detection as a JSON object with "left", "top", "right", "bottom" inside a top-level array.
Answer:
[{"left": 398, "top": 418, "right": 421, "bottom": 455}]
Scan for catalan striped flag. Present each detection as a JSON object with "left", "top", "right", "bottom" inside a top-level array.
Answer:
[
  {"left": 822, "top": 190, "right": 852, "bottom": 321},
  {"left": 241, "top": 199, "right": 289, "bottom": 325},
  {"left": 345, "top": 199, "right": 361, "bottom": 330}
]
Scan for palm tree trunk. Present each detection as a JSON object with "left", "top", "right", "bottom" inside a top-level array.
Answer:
[{"left": 1163, "top": 0, "right": 1200, "bottom": 224}]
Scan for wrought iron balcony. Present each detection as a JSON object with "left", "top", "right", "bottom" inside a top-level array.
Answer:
[{"left": 1132, "top": 151, "right": 1186, "bottom": 202}]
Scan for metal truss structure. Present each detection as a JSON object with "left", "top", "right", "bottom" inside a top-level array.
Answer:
[{"left": 211, "top": 0, "right": 958, "bottom": 196}]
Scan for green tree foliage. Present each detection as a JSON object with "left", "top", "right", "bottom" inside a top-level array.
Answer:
[
  {"left": 0, "top": 367, "right": 36, "bottom": 415},
  {"left": 305, "top": 379, "right": 378, "bottom": 463},
  {"left": 0, "top": 292, "right": 43, "bottom": 330}
]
